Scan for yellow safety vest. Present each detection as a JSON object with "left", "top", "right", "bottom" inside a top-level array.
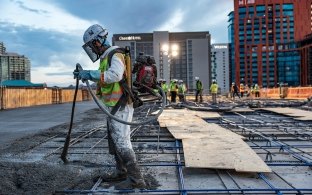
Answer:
[
  {"left": 170, "top": 82, "right": 177, "bottom": 92},
  {"left": 254, "top": 85, "right": 259, "bottom": 92},
  {"left": 161, "top": 83, "right": 168, "bottom": 92},
  {"left": 178, "top": 84, "right": 186, "bottom": 94},
  {"left": 210, "top": 83, "right": 218, "bottom": 94},
  {"left": 97, "top": 55, "right": 124, "bottom": 107}
]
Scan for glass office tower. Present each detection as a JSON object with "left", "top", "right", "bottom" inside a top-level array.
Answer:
[{"left": 231, "top": 0, "right": 312, "bottom": 87}]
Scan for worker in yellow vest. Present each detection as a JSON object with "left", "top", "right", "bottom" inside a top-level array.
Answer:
[
  {"left": 178, "top": 80, "right": 187, "bottom": 102},
  {"left": 240, "top": 83, "right": 245, "bottom": 98},
  {"left": 74, "top": 24, "right": 145, "bottom": 189},
  {"left": 170, "top": 79, "right": 178, "bottom": 103},
  {"left": 160, "top": 79, "right": 169, "bottom": 104},
  {"left": 195, "top": 77, "right": 203, "bottom": 102},
  {"left": 210, "top": 80, "right": 218, "bottom": 104},
  {"left": 254, "top": 84, "right": 260, "bottom": 98}
]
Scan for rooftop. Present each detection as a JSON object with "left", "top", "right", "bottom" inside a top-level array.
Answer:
[{"left": 0, "top": 98, "right": 311, "bottom": 194}]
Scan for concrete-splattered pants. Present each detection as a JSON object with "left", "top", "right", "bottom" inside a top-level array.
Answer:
[{"left": 107, "top": 104, "right": 134, "bottom": 156}]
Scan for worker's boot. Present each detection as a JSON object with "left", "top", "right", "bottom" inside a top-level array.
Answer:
[
  {"left": 101, "top": 154, "right": 127, "bottom": 182},
  {"left": 114, "top": 162, "right": 146, "bottom": 189},
  {"left": 114, "top": 149, "right": 146, "bottom": 189}
]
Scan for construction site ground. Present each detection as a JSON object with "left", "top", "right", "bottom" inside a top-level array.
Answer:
[{"left": 0, "top": 97, "right": 311, "bottom": 195}]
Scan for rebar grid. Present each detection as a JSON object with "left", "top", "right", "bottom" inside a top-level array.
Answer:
[{"left": 42, "top": 107, "right": 312, "bottom": 194}]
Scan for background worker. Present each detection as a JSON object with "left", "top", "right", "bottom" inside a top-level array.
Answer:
[
  {"left": 239, "top": 83, "right": 245, "bottom": 98},
  {"left": 195, "top": 77, "right": 203, "bottom": 102},
  {"left": 231, "top": 82, "right": 240, "bottom": 100},
  {"left": 160, "top": 79, "right": 168, "bottom": 104},
  {"left": 169, "top": 79, "right": 178, "bottom": 103},
  {"left": 74, "top": 24, "right": 145, "bottom": 189},
  {"left": 254, "top": 84, "right": 260, "bottom": 98},
  {"left": 210, "top": 80, "right": 218, "bottom": 104},
  {"left": 244, "top": 84, "right": 250, "bottom": 97},
  {"left": 177, "top": 80, "right": 187, "bottom": 102}
]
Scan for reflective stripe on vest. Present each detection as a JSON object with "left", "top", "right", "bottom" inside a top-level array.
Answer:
[{"left": 98, "top": 55, "right": 123, "bottom": 107}]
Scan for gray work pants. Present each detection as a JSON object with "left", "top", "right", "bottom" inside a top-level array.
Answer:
[{"left": 212, "top": 93, "right": 217, "bottom": 104}]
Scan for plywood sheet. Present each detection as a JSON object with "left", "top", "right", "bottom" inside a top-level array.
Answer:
[
  {"left": 231, "top": 107, "right": 255, "bottom": 112},
  {"left": 183, "top": 138, "right": 271, "bottom": 173},
  {"left": 158, "top": 109, "right": 270, "bottom": 172},
  {"left": 261, "top": 107, "right": 312, "bottom": 121},
  {"left": 166, "top": 123, "right": 244, "bottom": 140}
]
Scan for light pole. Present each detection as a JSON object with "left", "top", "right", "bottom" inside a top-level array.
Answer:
[
  {"left": 0, "top": 79, "right": 3, "bottom": 110},
  {"left": 159, "top": 43, "right": 179, "bottom": 82}
]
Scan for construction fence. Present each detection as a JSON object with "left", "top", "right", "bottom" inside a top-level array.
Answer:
[
  {"left": 258, "top": 86, "right": 312, "bottom": 99},
  {"left": 0, "top": 87, "right": 91, "bottom": 110},
  {"left": 187, "top": 86, "right": 312, "bottom": 101}
]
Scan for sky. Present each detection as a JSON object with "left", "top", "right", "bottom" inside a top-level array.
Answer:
[{"left": 0, "top": 0, "right": 234, "bottom": 87}]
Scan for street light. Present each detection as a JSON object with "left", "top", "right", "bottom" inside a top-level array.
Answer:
[{"left": 159, "top": 43, "right": 179, "bottom": 81}]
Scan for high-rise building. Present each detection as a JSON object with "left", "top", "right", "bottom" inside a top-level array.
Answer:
[
  {"left": 0, "top": 42, "right": 6, "bottom": 54},
  {"left": 228, "top": 11, "right": 235, "bottom": 86},
  {"left": 231, "top": 0, "right": 312, "bottom": 87},
  {"left": 211, "top": 44, "right": 230, "bottom": 94},
  {"left": 113, "top": 31, "right": 211, "bottom": 91},
  {"left": 0, "top": 42, "right": 31, "bottom": 82},
  {"left": 299, "top": 33, "right": 312, "bottom": 85}
]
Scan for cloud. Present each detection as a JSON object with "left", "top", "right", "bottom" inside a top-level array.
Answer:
[
  {"left": 31, "top": 51, "right": 97, "bottom": 87},
  {"left": 15, "top": 0, "right": 49, "bottom": 14},
  {"left": 156, "top": 9, "right": 184, "bottom": 32},
  {"left": 0, "top": 0, "right": 95, "bottom": 35},
  {"left": 0, "top": 0, "right": 234, "bottom": 87}
]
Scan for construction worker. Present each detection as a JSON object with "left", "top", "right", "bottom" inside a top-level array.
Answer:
[
  {"left": 244, "top": 84, "right": 250, "bottom": 97},
  {"left": 74, "top": 24, "right": 145, "bottom": 189},
  {"left": 240, "top": 83, "right": 245, "bottom": 98},
  {"left": 254, "top": 84, "right": 260, "bottom": 98},
  {"left": 178, "top": 80, "right": 187, "bottom": 102},
  {"left": 210, "top": 80, "right": 218, "bottom": 104},
  {"left": 160, "top": 79, "right": 168, "bottom": 104},
  {"left": 231, "top": 82, "right": 240, "bottom": 100},
  {"left": 195, "top": 77, "right": 203, "bottom": 102},
  {"left": 170, "top": 79, "right": 178, "bottom": 103}
]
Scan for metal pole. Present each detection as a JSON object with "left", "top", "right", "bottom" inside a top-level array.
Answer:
[{"left": 0, "top": 80, "right": 3, "bottom": 110}]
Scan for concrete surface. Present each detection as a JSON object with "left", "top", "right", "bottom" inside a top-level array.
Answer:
[{"left": 0, "top": 101, "right": 97, "bottom": 148}]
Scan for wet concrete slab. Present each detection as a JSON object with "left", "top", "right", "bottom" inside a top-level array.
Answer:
[{"left": 0, "top": 101, "right": 97, "bottom": 148}]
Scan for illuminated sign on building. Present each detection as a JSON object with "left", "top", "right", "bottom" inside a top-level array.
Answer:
[
  {"left": 214, "top": 45, "right": 228, "bottom": 49},
  {"left": 239, "top": 0, "right": 255, "bottom": 6},
  {"left": 118, "top": 36, "right": 142, "bottom": 41}
]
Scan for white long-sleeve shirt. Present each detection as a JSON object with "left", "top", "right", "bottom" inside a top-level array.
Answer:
[{"left": 100, "top": 46, "right": 125, "bottom": 84}]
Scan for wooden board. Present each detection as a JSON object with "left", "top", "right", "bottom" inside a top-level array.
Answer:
[
  {"left": 183, "top": 138, "right": 271, "bottom": 172},
  {"left": 158, "top": 109, "right": 271, "bottom": 172},
  {"left": 260, "top": 107, "right": 312, "bottom": 121},
  {"left": 231, "top": 107, "right": 255, "bottom": 112}
]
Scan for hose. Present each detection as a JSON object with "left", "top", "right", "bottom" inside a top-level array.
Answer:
[
  {"left": 61, "top": 65, "right": 80, "bottom": 163},
  {"left": 77, "top": 63, "right": 166, "bottom": 126}
]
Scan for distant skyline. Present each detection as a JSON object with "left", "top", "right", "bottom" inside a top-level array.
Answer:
[{"left": 0, "top": 0, "right": 233, "bottom": 87}]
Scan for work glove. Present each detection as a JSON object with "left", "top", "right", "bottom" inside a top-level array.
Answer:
[{"left": 73, "top": 70, "right": 101, "bottom": 82}]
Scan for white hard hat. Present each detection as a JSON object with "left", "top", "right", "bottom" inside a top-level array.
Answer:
[
  {"left": 83, "top": 24, "right": 108, "bottom": 44},
  {"left": 195, "top": 77, "right": 199, "bottom": 80},
  {"left": 82, "top": 24, "right": 110, "bottom": 62},
  {"left": 178, "top": 80, "right": 183, "bottom": 83}
]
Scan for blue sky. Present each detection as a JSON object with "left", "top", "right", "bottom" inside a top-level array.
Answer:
[{"left": 0, "top": 0, "right": 233, "bottom": 87}]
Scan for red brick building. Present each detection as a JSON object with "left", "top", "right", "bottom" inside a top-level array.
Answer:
[{"left": 232, "top": 0, "right": 312, "bottom": 87}]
